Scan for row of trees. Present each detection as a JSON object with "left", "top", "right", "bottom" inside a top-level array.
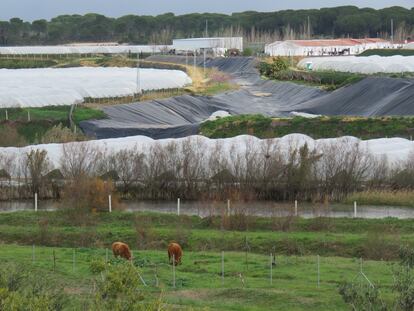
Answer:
[
  {"left": 0, "top": 137, "right": 413, "bottom": 202},
  {"left": 0, "top": 6, "right": 413, "bottom": 45}
]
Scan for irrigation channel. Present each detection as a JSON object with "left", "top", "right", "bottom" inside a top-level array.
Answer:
[{"left": 0, "top": 200, "right": 413, "bottom": 219}]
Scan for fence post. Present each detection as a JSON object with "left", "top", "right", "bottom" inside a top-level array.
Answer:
[
  {"left": 5, "top": 109, "right": 8, "bottom": 121},
  {"left": 227, "top": 199, "right": 230, "bottom": 216},
  {"left": 27, "top": 110, "right": 31, "bottom": 122},
  {"left": 270, "top": 253, "right": 273, "bottom": 285},
  {"left": 172, "top": 254, "right": 176, "bottom": 288},
  {"left": 177, "top": 198, "right": 180, "bottom": 216},
  {"left": 354, "top": 201, "right": 357, "bottom": 218},
  {"left": 34, "top": 193, "right": 38, "bottom": 212},
  {"left": 221, "top": 251, "right": 225, "bottom": 286},
  {"left": 108, "top": 195, "right": 112, "bottom": 213},
  {"left": 317, "top": 255, "right": 320, "bottom": 288},
  {"left": 294, "top": 200, "right": 298, "bottom": 216},
  {"left": 72, "top": 249, "right": 76, "bottom": 272}
]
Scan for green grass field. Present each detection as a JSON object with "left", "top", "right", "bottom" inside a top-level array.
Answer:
[
  {"left": 0, "top": 244, "right": 397, "bottom": 310},
  {"left": 200, "top": 115, "right": 414, "bottom": 140},
  {"left": 0, "top": 210, "right": 412, "bottom": 260},
  {"left": 0, "top": 210, "right": 412, "bottom": 309}
]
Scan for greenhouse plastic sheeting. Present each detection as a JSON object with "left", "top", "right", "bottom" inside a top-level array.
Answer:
[
  {"left": 298, "top": 56, "right": 414, "bottom": 74},
  {"left": 80, "top": 56, "right": 414, "bottom": 139},
  {"left": 80, "top": 56, "right": 325, "bottom": 139},
  {"left": 0, "top": 134, "right": 412, "bottom": 177},
  {"left": 80, "top": 82, "right": 325, "bottom": 139},
  {"left": 0, "top": 45, "right": 172, "bottom": 55},
  {"left": 289, "top": 77, "right": 414, "bottom": 116},
  {"left": 0, "top": 67, "right": 191, "bottom": 108}
]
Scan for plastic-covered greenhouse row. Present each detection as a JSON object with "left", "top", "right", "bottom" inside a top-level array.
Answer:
[
  {"left": 0, "top": 134, "right": 412, "bottom": 177},
  {"left": 298, "top": 56, "right": 414, "bottom": 74},
  {"left": 0, "top": 45, "right": 172, "bottom": 55},
  {"left": 0, "top": 67, "right": 191, "bottom": 108}
]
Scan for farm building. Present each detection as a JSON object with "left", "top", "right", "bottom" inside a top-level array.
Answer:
[
  {"left": 265, "top": 38, "right": 391, "bottom": 56},
  {"left": 172, "top": 37, "right": 243, "bottom": 56}
]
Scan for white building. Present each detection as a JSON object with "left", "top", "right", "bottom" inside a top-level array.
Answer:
[
  {"left": 265, "top": 38, "right": 391, "bottom": 56},
  {"left": 172, "top": 37, "right": 243, "bottom": 56}
]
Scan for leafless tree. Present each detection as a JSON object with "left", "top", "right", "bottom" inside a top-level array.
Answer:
[
  {"left": 25, "top": 149, "right": 51, "bottom": 195},
  {"left": 60, "top": 143, "right": 102, "bottom": 179}
]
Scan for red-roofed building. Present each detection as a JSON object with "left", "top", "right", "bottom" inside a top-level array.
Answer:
[{"left": 265, "top": 38, "right": 392, "bottom": 56}]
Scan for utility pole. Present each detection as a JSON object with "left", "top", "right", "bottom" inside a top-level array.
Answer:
[
  {"left": 391, "top": 19, "right": 394, "bottom": 44},
  {"left": 307, "top": 16, "right": 311, "bottom": 39}
]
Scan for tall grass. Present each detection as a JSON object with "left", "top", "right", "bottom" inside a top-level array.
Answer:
[{"left": 344, "top": 190, "right": 414, "bottom": 207}]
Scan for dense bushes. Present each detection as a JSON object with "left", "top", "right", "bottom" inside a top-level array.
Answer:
[{"left": 259, "top": 58, "right": 364, "bottom": 90}]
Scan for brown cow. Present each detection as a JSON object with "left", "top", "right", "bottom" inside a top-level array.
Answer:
[
  {"left": 168, "top": 242, "right": 183, "bottom": 266},
  {"left": 112, "top": 242, "right": 132, "bottom": 261}
]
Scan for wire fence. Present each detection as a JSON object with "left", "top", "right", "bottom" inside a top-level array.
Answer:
[{"left": 0, "top": 245, "right": 390, "bottom": 291}]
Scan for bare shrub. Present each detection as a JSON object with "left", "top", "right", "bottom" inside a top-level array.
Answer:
[
  {"left": 283, "top": 142, "right": 321, "bottom": 201},
  {"left": 179, "top": 137, "right": 207, "bottom": 198},
  {"left": 60, "top": 143, "right": 102, "bottom": 179},
  {"left": 106, "top": 148, "right": 145, "bottom": 196},
  {"left": 25, "top": 149, "right": 51, "bottom": 195},
  {"left": 60, "top": 177, "right": 118, "bottom": 224},
  {"left": 390, "top": 150, "right": 414, "bottom": 189},
  {"left": 0, "top": 124, "right": 26, "bottom": 147},
  {"left": 223, "top": 204, "right": 251, "bottom": 231},
  {"left": 142, "top": 141, "right": 180, "bottom": 199},
  {"left": 270, "top": 204, "right": 296, "bottom": 232},
  {"left": 317, "top": 140, "right": 372, "bottom": 201},
  {"left": 363, "top": 230, "right": 400, "bottom": 260}
]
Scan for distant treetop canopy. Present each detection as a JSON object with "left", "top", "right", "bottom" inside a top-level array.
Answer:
[{"left": 0, "top": 6, "right": 413, "bottom": 46}]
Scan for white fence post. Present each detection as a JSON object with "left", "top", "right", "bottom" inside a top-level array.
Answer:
[
  {"left": 354, "top": 201, "right": 357, "bottom": 218},
  {"left": 108, "top": 195, "right": 112, "bottom": 213},
  {"left": 227, "top": 199, "right": 230, "bottom": 216},
  {"left": 34, "top": 193, "right": 38, "bottom": 212},
  {"left": 5, "top": 109, "right": 8, "bottom": 121},
  {"left": 177, "top": 198, "right": 180, "bottom": 216},
  {"left": 294, "top": 200, "right": 298, "bottom": 216}
]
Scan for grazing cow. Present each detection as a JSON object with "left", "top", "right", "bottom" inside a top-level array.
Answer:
[
  {"left": 168, "top": 242, "right": 183, "bottom": 266},
  {"left": 112, "top": 242, "right": 132, "bottom": 261}
]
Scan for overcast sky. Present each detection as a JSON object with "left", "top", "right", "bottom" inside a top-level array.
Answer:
[{"left": 0, "top": 0, "right": 412, "bottom": 21}]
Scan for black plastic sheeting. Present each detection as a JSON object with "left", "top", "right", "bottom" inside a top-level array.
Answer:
[
  {"left": 287, "top": 77, "right": 414, "bottom": 116},
  {"left": 80, "top": 56, "right": 414, "bottom": 139}
]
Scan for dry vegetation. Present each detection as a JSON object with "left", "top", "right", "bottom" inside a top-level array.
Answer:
[{"left": 0, "top": 138, "right": 412, "bottom": 206}]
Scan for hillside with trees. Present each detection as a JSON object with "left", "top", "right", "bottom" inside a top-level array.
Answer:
[{"left": 0, "top": 6, "right": 413, "bottom": 46}]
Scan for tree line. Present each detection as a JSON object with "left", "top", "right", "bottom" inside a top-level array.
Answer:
[
  {"left": 0, "top": 6, "right": 413, "bottom": 46},
  {"left": 0, "top": 137, "right": 413, "bottom": 202}
]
